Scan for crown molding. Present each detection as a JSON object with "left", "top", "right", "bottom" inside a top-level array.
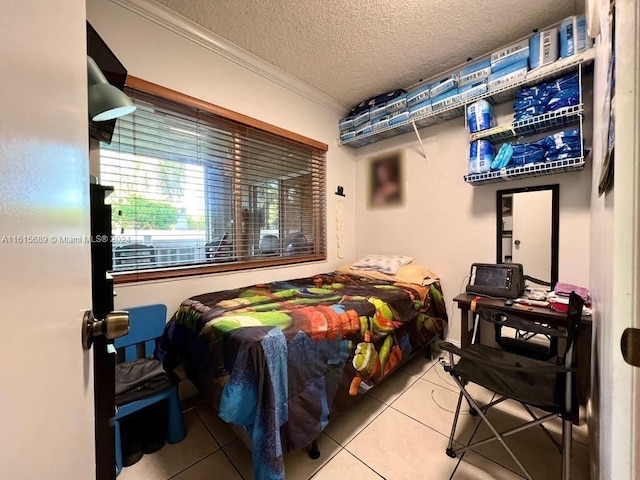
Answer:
[{"left": 109, "top": 0, "right": 349, "bottom": 115}]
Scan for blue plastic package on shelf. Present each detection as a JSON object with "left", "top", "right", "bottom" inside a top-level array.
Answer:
[
  {"left": 491, "top": 39, "right": 529, "bottom": 72},
  {"left": 353, "top": 111, "right": 370, "bottom": 128},
  {"left": 547, "top": 72, "right": 579, "bottom": 92},
  {"left": 489, "top": 59, "right": 529, "bottom": 91},
  {"left": 372, "top": 115, "right": 390, "bottom": 131},
  {"left": 560, "top": 15, "right": 590, "bottom": 58},
  {"left": 355, "top": 122, "right": 373, "bottom": 136},
  {"left": 385, "top": 94, "right": 408, "bottom": 114},
  {"left": 339, "top": 116, "right": 354, "bottom": 132},
  {"left": 459, "top": 59, "right": 492, "bottom": 87},
  {"left": 457, "top": 80, "right": 488, "bottom": 102},
  {"left": 431, "top": 89, "right": 460, "bottom": 111},
  {"left": 491, "top": 143, "right": 514, "bottom": 170},
  {"left": 369, "top": 103, "right": 388, "bottom": 122},
  {"left": 511, "top": 142, "right": 546, "bottom": 166},
  {"left": 469, "top": 140, "right": 494, "bottom": 174},
  {"left": 512, "top": 72, "right": 580, "bottom": 121},
  {"left": 340, "top": 130, "right": 356, "bottom": 142},
  {"left": 542, "top": 129, "right": 582, "bottom": 160},
  {"left": 388, "top": 109, "right": 410, "bottom": 125},
  {"left": 546, "top": 89, "right": 580, "bottom": 112},
  {"left": 409, "top": 98, "right": 433, "bottom": 119},
  {"left": 467, "top": 100, "right": 495, "bottom": 133},
  {"left": 429, "top": 74, "right": 458, "bottom": 99},
  {"left": 407, "top": 84, "right": 431, "bottom": 108}
]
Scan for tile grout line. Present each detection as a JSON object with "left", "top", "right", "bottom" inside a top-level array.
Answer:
[
  {"left": 343, "top": 449, "right": 387, "bottom": 479},
  {"left": 307, "top": 446, "right": 344, "bottom": 480},
  {"left": 220, "top": 440, "right": 249, "bottom": 480},
  {"left": 166, "top": 451, "right": 219, "bottom": 480},
  {"left": 326, "top": 402, "right": 390, "bottom": 450}
]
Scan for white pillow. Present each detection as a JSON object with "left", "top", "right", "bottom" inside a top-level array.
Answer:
[{"left": 350, "top": 254, "right": 413, "bottom": 275}]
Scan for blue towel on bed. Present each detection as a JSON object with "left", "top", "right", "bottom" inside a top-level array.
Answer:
[{"left": 219, "top": 327, "right": 288, "bottom": 480}]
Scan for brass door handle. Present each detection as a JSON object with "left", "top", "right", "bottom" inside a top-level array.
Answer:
[
  {"left": 82, "top": 310, "right": 130, "bottom": 350},
  {"left": 621, "top": 328, "right": 640, "bottom": 367}
]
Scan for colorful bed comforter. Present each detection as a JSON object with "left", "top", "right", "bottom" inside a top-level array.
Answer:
[{"left": 158, "top": 272, "right": 447, "bottom": 480}]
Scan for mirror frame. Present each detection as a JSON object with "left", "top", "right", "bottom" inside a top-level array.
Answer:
[{"left": 496, "top": 184, "right": 560, "bottom": 287}]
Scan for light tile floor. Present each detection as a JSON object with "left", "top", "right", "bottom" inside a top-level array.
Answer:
[{"left": 121, "top": 355, "right": 590, "bottom": 479}]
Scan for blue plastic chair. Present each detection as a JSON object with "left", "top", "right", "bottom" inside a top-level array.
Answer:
[{"left": 114, "top": 304, "right": 186, "bottom": 475}]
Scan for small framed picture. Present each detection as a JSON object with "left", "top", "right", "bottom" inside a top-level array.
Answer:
[{"left": 367, "top": 151, "right": 405, "bottom": 208}]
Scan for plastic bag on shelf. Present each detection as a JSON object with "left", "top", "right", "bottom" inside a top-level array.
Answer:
[{"left": 491, "top": 143, "right": 514, "bottom": 170}]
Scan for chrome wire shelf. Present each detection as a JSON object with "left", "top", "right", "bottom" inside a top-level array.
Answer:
[
  {"left": 464, "top": 156, "right": 586, "bottom": 186},
  {"left": 470, "top": 104, "right": 584, "bottom": 142},
  {"left": 340, "top": 48, "right": 595, "bottom": 149}
]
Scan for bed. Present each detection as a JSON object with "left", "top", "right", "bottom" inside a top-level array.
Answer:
[{"left": 158, "top": 270, "right": 447, "bottom": 480}]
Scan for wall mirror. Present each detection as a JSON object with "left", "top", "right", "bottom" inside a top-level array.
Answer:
[{"left": 496, "top": 184, "right": 559, "bottom": 288}]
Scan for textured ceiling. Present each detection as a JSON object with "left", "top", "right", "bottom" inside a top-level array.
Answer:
[{"left": 154, "top": 0, "right": 580, "bottom": 108}]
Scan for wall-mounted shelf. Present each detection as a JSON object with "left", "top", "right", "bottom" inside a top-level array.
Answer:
[
  {"left": 464, "top": 156, "right": 586, "bottom": 186},
  {"left": 339, "top": 48, "right": 595, "bottom": 149},
  {"left": 470, "top": 104, "right": 584, "bottom": 142}
]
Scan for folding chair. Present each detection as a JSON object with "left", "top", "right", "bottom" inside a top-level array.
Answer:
[{"left": 440, "top": 292, "right": 585, "bottom": 480}]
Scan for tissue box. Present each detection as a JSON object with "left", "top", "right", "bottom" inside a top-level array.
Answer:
[
  {"left": 353, "top": 111, "right": 370, "bottom": 128},
  {"left": 459, "top": 59, "right": 492, "bottom": 87},
  {"left": 457, "top": 80, "right": 488, "bottom": 102},
  {"left": 355, "top": 122, "right": 372, "bottom": 136},
  {"left": 407, "top": 84, "right": 431, "bottom": 108},
  {"left": 389, "top": 109, "right": 410, "bottom": 125},
  {"left": 529, "top": 28, "right": 559, "bottom": 69},
  {"left": 385, "top": 94, "right": 408, "bottom": 114},
  {"left": 491, "top": 39, "right": 530, "bottom": 72},
  {"left": 369, "top": 103, "right": 388, "bottom": 122},
  {"left": 338, "top": 116, "right": 354, "bottom": 132},
  {"left": 409, "top": 99, "right": 433, "bottom": 119},
  {"left": 372, "top": 115, "right": 390, "bottom": 130},
  {"left": 340, "top": 130, "right": 356, "bottom": 142},
  {"left": 489, "top": 59, "right": 529, "bottom": 91},
  {"left": 431, "top": 89, "right": 460, "bottom": 111},
  {"left": 429, "top": 74, "right": 458, "bottom": 99}
]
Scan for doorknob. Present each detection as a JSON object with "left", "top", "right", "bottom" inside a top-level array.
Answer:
[
  {"left": 514, "top": 239, "right": 521, "bottom": 248},
  {"left": 82, "top": 310, "right": 129, "bottom": 350},
  {"left": 621, "top": 328, "right": 640, "bottom": 367}
]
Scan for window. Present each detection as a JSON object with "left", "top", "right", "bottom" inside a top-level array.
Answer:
[{"left": 100, "top": 79, "right": 327, "bottom": 282}]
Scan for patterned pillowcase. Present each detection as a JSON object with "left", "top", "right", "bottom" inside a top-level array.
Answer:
[{"left": 350, "top": 254, "right": 414, "bottom": 275}]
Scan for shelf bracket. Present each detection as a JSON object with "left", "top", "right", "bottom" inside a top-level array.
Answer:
[{"left": 411, "top": 121, "right": 427, "bottom": 160}]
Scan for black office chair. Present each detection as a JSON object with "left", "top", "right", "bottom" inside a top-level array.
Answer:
[{"left": 440, "top": 292, "right": 585, "bottom": 480}]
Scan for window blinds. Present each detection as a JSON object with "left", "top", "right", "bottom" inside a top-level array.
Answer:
[{"left": 100, "top": 87, "right": 327, "bottom": 279}]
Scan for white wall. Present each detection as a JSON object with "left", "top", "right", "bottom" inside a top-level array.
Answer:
[
  {"left": 0, "top": 1, "right": 96, "bottom": 478},
  {"left": 589, "top": 1, "right": 639, "bottom": 478},
  {"left": 354, "top": 102, "right": 592, "bottom": 342},
  {"left": 86, "top": 0, "right": 355, "bottom": 315}
]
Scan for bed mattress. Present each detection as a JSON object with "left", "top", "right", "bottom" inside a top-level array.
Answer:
[{"left": 158, "top": 272, "right": 447, "bottom": 480}]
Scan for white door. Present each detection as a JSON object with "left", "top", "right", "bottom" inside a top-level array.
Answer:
[
  {"left": 511, "top": 190, "right": 553, "bottom": 283},
  {"left": 0, "top": 1, "right": 96, "bottom": 479}
]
